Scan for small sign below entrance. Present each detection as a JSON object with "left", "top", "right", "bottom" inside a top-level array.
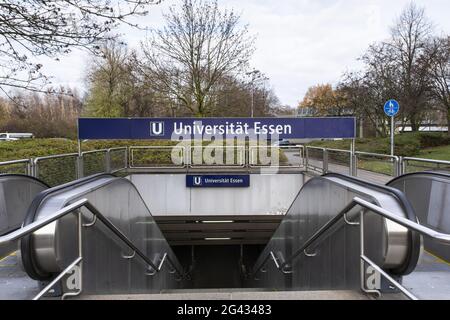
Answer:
[{"left": 186, "top": 175, "right": 250, "bottom": 188}]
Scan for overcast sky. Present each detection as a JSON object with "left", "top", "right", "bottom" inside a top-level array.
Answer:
[{"left": 41, "top": 0, "right": 450, "bottom": 108}]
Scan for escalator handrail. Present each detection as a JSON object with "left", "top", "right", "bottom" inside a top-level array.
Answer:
[
  {"left": 21, "top": 173, "right": 116, "bottom": 280},
  {"left": 273, "top": 172, "right": 420, "bottom": 275},
  {"left": 323, "top": 172, "right": 417, "bottom": 222},
  {"left": 387, "top": 170, "right": 450, "bottom": 185},
  {"left": 324, "top": 173, "right": 421, "bottom": 275},
  {"left": 0, "top": 173, "right": 51, "bottom": 188},
  {"left": 253, "top": 197, "right": 450, "bottom": 277},
  {"left": 0, "top": 198, "right": 186, "bottom": 280}
]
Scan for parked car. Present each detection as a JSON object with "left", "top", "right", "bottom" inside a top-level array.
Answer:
[
  {"left": 272, "top": 139, "right": 292, "bottom": 146},
  {"left": 0, "top": 133, "right": 34, "bottom": 142}
]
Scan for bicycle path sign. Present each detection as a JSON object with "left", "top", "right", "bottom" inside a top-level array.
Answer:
[{"left": 384, "top": 99, "right": 400, "bottom": 117}]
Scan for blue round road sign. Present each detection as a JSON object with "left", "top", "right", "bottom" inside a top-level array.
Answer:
[{"left": 384, "top": 100, "right": 400, "bottom": 117}]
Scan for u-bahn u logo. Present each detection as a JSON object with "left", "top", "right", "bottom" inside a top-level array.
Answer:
[
  {"left": 150, "top": 121, "right": 164, "bottom": 136},
  {"left": 193, "top": 176, "right": 202, "bottom": 186}
]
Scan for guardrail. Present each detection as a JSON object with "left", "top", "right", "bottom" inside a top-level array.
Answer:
[
  {"left": 401, "top": 157, "right": 450, "bottom": 174},
  {"left": 108, "top": 147, "right": 128, "bottom": 173},
  {"left": 250, "top": 145, "right": 305, "bottom": 168},
  {"left": 189, "top": 146, "right": 246, "bottom": 169},
  {"left": 34, "top": 153, "right": 79, "bottom": 186},
  {"left": 304, "top": 147, "right": 411, "bottom": 179},
  {"left": 0, "top": 159, "right": 32, "bottom": 175},
  {"left": 129, "top": 146, "right": 186, "bottom": 169},
  {"left": 0, "top": 144, "right": 449, "bottom": 185},
  {"left": 355, "top": 151, "right": 400, "bottom": 178}
]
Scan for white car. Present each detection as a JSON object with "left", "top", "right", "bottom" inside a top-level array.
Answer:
[{"left": 0, "top": 133, "right": 34, "bottom": 141}]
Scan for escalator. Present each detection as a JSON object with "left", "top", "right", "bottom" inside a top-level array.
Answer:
[
  {"left": 0, "top": 174, "right": 49, "bottom": 257},
  {"left": 249, "top": 173, "right": 421, "bottom": 291},
  {"left": 19, "top": 173, "right": 187, "bottom": 296},
  {"left": 1, "top": 171, "right": 440, "bottom": 299},
  {"left": 387, "top": 171, "right": 450, "bottom": 262}
]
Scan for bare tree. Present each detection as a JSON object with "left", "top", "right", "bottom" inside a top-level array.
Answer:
[
  {"left": 85, "top": 41, "right": 130, "bottom": 117},
  {"left": 140, "top": 0, "right": 255, "bottom": 117},
  {"left": 388, "top": 2, "right": 434, "bottom": 131},
  {"left": 0, "top": 0, "right": 161, "bottom": 94},
  {"left": 428, "top": 37, "right": 450, "bottom": 135}
]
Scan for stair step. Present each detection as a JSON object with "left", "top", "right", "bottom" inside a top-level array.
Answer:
[{"left": 80, "top": 289, "right": 370, "bottom": 300}]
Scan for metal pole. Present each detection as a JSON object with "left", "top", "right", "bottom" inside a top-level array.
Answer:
[
  {"left": 391, "top": 116, "right": 394, "bottom": 156},
  {"left": 351, "top": 139, "right": 356, "bottom": 176},
  {"left": 77, "top": 139, "right": 83, "bottom": 179}
]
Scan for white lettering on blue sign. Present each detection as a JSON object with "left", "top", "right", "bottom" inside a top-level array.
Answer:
[
  {"left": 186, "top": 175, "right": 250, "bottom": 188},
  {"left": 173, "top": 121, "right": 292, "bottom": 136},
  {"left": 150, "top": 121, "right": 165, "bottom": 136}
]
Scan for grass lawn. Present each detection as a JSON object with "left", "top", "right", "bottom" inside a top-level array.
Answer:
[{"left": 416, "top": 145, "right": 450, "bottom": 161}]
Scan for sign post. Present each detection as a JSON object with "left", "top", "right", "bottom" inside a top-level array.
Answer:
[{"left": 384, "top": 100, "right": 400, "bottom": 156}]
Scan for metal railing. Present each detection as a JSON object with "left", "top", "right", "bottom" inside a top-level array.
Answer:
[
  {"left": 1, "top": 144, "right": 449, "bottom": 186},
  {"left": 402, "top": 157, "right": 450, "bottom": 174},
  {"left": 249, "top": 145, "right": 305, "bottom": 168},
  {"left": 129, "top": 146, "right": 186, "bottom": 169},
  {"left": 305, "top": 146, "right": 327, "bottom": 173},
  {"left": 355, "top": 151, "right": 400, "bottom": 178},
  {"left": 189, "top": 146, "right": 246, "bottom": 169},
  {"left": 252, "top": 196, "right": 450, "bottom": 300},
  {"left": 108, "top": 147, "right": 128, "bottom": 173},
  {"left": 303, "top": 146, "right": 450, "bottom": 179},
  {"left": 34, "top": 153, "right": 79, "bottom": 187},
  {"left": 326, "top": 148, "right": 352, "bottom": 175},
  {"left": 80, "top": 149, "right": 108, "bottom": 177},
  {"left": 0, "top": 198, "right": 185, "bottom": 300},
  {"left": 0, "top": 159, "right": 32, "bottom": 175}
]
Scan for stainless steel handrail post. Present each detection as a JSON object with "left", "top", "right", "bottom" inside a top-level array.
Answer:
[
  {"left": 305, "top": 147, "right": 309, "bottom": 172},
  {"left": 77, "top": 154, "right": 84, "bottom": 179},
  {"left": 323, "top": 149, "right": 328, "bottom": 173},
  {"left": 28, "top": 158, "right": 35, "bottom": 177},
  {"left": 359, "top": 210, "right": 381, "bottom": 298},
  {"left": 105, "top": 150, "right": 111, "bottom": 173},
  {"left": 33, "top": 209, "right": 84, "bottom": 300}
]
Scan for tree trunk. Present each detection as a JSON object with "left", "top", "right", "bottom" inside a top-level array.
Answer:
[
  {"left": 447, "top": 108, "right": 450, "bottom": 137},
  {"left": 410, "top": 114, "right": 419, "bottom": 132}
]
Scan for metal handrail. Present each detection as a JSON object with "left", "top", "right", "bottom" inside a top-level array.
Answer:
[
  {"left": 403, "top": 157, "right": 450, "bottom": 165},
  {"left": 305, "top": 146, "right": 326, "bottom": 151},
  {"left": 81, "top": 149, "right": 108, "bottom": 156},
  {"left": 189, "top": 145, "right": 246, "bottom": 169},
  {"left": 249, "top": 145, "right": 304, "bottom": 168},
  {"left": 0, "top": 198, "right": 185, "bottom": 298},
  {"left": 326, "top": 148, "right": 351, "bottom": 154},
  {"left": 253, "top": 196, "right": 450, "bottom": 280},
  {"left": 107, "top": 147, "right": 127, "bottom": 152},
  {"left": 34, "top": 153, "right": 78, "bottom": 163},
  {"left": 0, "top": 159, "right": 32, "bottom": 166},
  {"left": 129, "top": 146, "right": 186, "bottom": 169},
  {"left": 355, "top": 151, "right": 399, "bottom": 160},
  {"left": 107, "top": 147, "right": 128, "bottom": 173}
]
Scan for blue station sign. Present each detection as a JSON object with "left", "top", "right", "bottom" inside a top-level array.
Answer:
[
  {"left": 78, "top": 117, "right": 356, "bottom": 140},
  {"left": 186, "top": 175, "right": 250, "bottom": 188}
]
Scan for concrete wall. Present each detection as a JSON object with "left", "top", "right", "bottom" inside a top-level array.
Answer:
[{"left": 128, "top": 173, "right": 304, "bottom": 216}]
